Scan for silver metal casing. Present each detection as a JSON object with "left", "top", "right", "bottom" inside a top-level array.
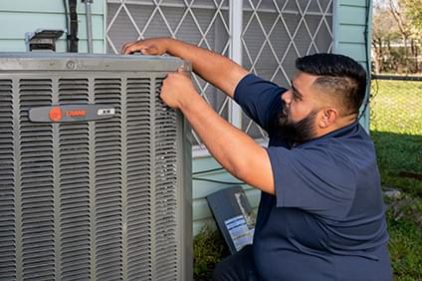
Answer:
[{"left": 0, "top": 53, "right": 192, "bottom": 281}]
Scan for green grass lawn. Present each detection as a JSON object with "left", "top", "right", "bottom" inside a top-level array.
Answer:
[
  {"left": 370, "top": 79, "right": 422, "bottom": 281},
  {"left": 370, "top": 79, "right": 421, "bottom": 194}
]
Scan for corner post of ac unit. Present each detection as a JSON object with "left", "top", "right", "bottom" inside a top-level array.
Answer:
[
  {"left": 51, "top": 78, "right": 63, "bottom": 280},
  {"left": 12, "top": 78, "right": 23, "bottom": 281},
  {"left": 229, "top": 0, "right": 243, "bottom": 129},
  {"left": 120, "top": 76, "right": 129, "bottom": 281},
  {"left": 87, "top": 77, "right": 97, "bottom": 280}
]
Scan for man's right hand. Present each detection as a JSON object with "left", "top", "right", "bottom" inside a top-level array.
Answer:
[
  {"left": 121, "top": 37, "right": 248, "bottom": 98},
  {"left": 121, "top": 37, "right": 171, "bottom": 56}
]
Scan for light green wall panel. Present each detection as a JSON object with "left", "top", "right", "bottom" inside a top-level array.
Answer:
[
  {"left": 0, "top": 39, "right": 105, "bottom": 53},
  {"left": 338, "top": 25, "right": 366, "bottom": 44},
  {"left": 335, "top": 0, "right": 371, "bottom": 59},
  {"left": 193, "top": 199, "right": 212, "bottom": 221},
  {"left": 339, "top": 6, "right": 366, "bottom": 25},
  {"left": 334, "top": 0, "right": 372, "bottom": 133},
  {"left": 0, "top": 0, "right": 104, "bottom": 14},
  {"left": 334, "top": 0, "right": 371, "bottom": 61},
  {"left": 193, "top": 218, "right": 217, "bottom": 235},
  {"left": 192, "top": 155, "right": 222, "bottom": 172},
  {"left": 55, "top": 40, "right": 105, "bottom": 53},
  {"left": 192, "top": 157, "right": 257, "bottom": 201},
  {"left": 340, "top": 0, "right": 368, "bottom": 7},
  {"left": 0, "top": 13, "right": 104, "bottom": 40},
  {"left": 0, "top": 0, "right": 106, "bottom": 53}
]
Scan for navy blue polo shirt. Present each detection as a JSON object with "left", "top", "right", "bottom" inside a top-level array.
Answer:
[{"left": 234, "top": 74, "right": 392, "bottom": 281}]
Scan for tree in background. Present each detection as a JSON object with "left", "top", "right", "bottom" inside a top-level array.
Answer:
[
  {"left": 372, "top": 0, "right": 421, "bottom": 73},
  {"left": 403, "top": 0, "right": 422, "bottom": 31},
  {"left": 372, "top": 3, "right": 399, "bottom": 73},
  {"left": 403, "top": 0, "right": 422, "bottom": 72}
]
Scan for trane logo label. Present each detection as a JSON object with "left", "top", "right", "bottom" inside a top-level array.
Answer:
[
  {"left": 29, "top": 105, "right": 116, "bottom": 123},
  {"left": 49, "top": 107, "right": 63, "bottom": 122},
  {"left": 49, "top": 107, "right": 88, "bottom": 121},
  {"left": 66, "top": 109, "right": 87, "bottom": 118}
]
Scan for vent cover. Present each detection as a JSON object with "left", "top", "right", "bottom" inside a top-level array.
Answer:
[{"left": 0, "top": 53, "right": 192, "bottom": 281}]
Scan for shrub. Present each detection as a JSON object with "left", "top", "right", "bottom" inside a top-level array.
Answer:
[{"left": 193, "top": 225, "right": 228, "bottom": 281}]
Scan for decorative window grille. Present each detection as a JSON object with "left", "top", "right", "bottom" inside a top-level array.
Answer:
[
  {"left": 241, "top": 0, "right": 333, "bottom": 139},
  {"left": 106, "top": 0, "right": 333, "bottom": 152}
]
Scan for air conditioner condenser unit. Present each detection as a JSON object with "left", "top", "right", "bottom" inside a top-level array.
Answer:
[{"left": 0, "top": 53, "right": 192, "bottom": 281}]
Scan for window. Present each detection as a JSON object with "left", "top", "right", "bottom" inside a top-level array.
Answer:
[
  {"left": 106, "top": 0, "right": 333, "bottom": 154},
  {"left": 241, "top": 0, "right": 333, "bottom": 139}
]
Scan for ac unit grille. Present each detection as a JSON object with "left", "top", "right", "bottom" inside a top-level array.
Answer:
[
  {"left": 0, "top": 52, "right": 191, "bottom": 281},
  {"left": 93, "top": 78, "right": 123, "bottom": 281},
  {"left": 153, "top": 79, "right": 180, "bottom": 280},
  {"left": 59, "top": 79, "right": 89, "bottom": 103},
  {"left": 0, "top": 79, "right": 16, "bottom": 280},
  {"left": 58, "top": 78, "right": 91, "bottom": 281},
  {"left": 126, "top": 78, "right": 153, "bottom": 281},
  {"left": 19, "top": 79, "right": 55, "bottom": 281}
]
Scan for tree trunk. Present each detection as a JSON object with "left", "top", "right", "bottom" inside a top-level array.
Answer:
[{"left": 372, "top": 38, "right": 382, "bottom": 74}]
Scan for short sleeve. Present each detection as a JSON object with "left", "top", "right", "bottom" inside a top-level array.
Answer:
[
  {"left": 266, "top": 145, "right": 357, "bottom": 219},
  {"left": 234, "top": 74, "right": 286, "bottom": 131}
]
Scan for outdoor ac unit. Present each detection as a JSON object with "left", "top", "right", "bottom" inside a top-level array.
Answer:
[{"left": 0, "top": 53, "right": 192, "bottom": 281}]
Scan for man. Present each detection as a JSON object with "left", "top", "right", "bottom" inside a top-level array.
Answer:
[{"left": 122, "top": 38, "right": 392, "bottom": 281}]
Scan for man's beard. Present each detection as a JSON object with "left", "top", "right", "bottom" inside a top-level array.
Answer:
[{"left": 277, "top": 107, "right": 318, "bottom": 144}]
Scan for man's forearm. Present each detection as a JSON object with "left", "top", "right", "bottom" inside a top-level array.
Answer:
[
  {"left": 163, "top": 38, "right": 248, "bottom": 98},
  {"left": 178, "top": 92, "right": 274, "bottom": 194}
]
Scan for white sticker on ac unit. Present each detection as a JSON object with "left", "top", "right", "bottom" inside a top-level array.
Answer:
[{"left": 97, "top": 108, "right": 116, "bottom": 116}]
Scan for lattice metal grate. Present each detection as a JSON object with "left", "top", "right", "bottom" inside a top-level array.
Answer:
[
  {"left": 107, "top": 0, "right": 231, "bottom": 147},
  {"left": 106, "top": 0, "right": 333, "bottom": 147},
  {"left": 242, "top": 0, "right": 333, "bottom": 139}
]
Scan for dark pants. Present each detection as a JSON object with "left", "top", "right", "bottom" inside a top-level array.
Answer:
[{"left": 212, "top": 245, "right": 261, "bottom": 281}]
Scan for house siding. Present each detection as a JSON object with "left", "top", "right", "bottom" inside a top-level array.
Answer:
[
  {"left": 334, "top": 0, "right": 372, "bottom": 130},
  {"left": 0, "top": 0, "right": 105, "bottom": 52}
]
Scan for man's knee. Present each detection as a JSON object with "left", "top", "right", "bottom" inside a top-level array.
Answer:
[
  {"left": 212, "top": 260, "right": 260, "bottom": 281},
  {"left": 212, "top": 260, "right": 229, "bottom": 281},
  {"left": 212, "top": 245, "right": 259, "bottom": 281}
]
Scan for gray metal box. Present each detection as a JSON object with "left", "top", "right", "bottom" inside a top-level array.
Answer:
[{"left": 0, "top": 53, "right": 192, "bottom": 281}]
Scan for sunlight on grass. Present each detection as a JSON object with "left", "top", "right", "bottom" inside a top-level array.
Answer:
[
  {"left": 370, "top": 80, "right": 422, "bottom": 135},
  {"left": 370, "top": 79, "right": 422, "bottom": 193},
  {"left": 370, "top": 79, "right": 422, "bottom": 281}
]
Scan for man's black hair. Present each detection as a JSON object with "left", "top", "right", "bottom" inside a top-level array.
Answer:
[{"left": 295, "top": 53, "right": 367, "bottom": 115}]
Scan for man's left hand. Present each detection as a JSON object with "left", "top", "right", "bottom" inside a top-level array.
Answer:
[{"left": 161, "top": 68, "right": 198, "bottom": 110}]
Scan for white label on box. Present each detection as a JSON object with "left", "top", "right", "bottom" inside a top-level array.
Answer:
[{"left": 224, "top": 215, "right": 255, "bottom": 251}]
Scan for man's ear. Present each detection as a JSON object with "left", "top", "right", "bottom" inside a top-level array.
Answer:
[{"left": 318, "top": 107, "right": 338, "bottom": 128}]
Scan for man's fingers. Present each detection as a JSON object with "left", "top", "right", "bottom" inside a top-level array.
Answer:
[
  {"left": 120, "top": 42, "right": 129, "bottom": 53},
  {"left": 123, "top": 45, "right": 139, "bottom": 55},
  {"left": 177, "top": 66, "right": 190, "bottom": 77},
  {"left": 124, "top": 46, "right": 157, "bottom": 56},
  {"left": 121, "top": 41, "right": 143, "bottom": 55},
  {"left": 121, "top": 42, "right": 135, "bottom": 54}
]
